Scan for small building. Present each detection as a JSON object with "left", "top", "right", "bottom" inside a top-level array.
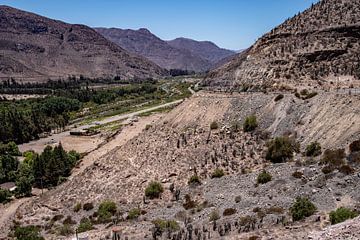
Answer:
[{"left": 0, "top": 182, "right": 17, "bottom": 192}]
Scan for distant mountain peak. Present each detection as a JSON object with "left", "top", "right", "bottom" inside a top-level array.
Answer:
[
  {"left": 95, "top": 27, "right": 236, "bottom": 72},
  {"left": 0, "top": 6, "right": 166, "bottom": 82}
]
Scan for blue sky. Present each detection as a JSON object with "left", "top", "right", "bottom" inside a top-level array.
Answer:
[{"left": 1, "top": 0, "right": 319, "bottom": 50}]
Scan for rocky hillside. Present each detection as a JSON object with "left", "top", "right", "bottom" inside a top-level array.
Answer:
[
  {"left": 95, "top": 28, "right": 235, "bottom": 72},
  {"left": 0, "top": 6, "right": 166, "bottom": 82},
  {"left": 13, "top": 91, "right": 360, "bottom": 239},
  {"left": 204, "top": 0, "right": 360, "bottom": 90},
  {"left": 95, "top": 27, "right": 211, "bottom": 72},
  {"left": 167, "top": 37, "right": 235, "bottom": 64}
]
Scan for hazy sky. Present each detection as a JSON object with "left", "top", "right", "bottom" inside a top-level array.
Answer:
[{"left": 2, "top": 0, "right": 319, "bottom": 50}]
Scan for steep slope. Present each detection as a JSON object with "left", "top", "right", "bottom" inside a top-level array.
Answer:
[
  {"left": 167, "top": 37, "right": 235, "bottom": 64},
  {"left": 13, "top": 91, "right": 360, "bottom": 239},
  {"left": 0, "top": 6, "right": 166, "bottom": 82},
  {"left": 95, "top": 27, "right": 212, "bottom": 72},
  {"left": 204, "top": 0, "right": 360, "bottom": 90}
]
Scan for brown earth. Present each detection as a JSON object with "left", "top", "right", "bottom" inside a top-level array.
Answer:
[{"left": 0, "top": 5, "right": 166, "bottom": 82}]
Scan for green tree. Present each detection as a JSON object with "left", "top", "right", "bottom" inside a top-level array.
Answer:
[
  {"left": 0, "top": 188, "right": 11, "bottom": 203},
  {"left": 16, "top": 161, "right": 34, "bottom": 197},
  {"left": 290, "top": 197, "right": 317, "bottom": 221},
  {"left": 329, "top": 207, "right": 358, "bottom": 225}
]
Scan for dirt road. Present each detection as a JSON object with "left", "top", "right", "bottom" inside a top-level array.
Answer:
[{"left": 18, "top": 99, "right": 183, "bottom": 153}]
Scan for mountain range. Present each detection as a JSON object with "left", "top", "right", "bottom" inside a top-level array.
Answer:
[
  {"left": 95, "top": 27, "right": 235, "bottom": 72},
  {"left": 0, "top": 5, "right": 167, "bottom": 82}
]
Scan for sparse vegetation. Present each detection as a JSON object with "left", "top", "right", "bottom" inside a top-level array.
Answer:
[
  {"left": 349, "top": 139, "right": 360, "bottom": 152},
  {"left": 77, "top": 217, "right": 93, "bottom": 233},
  {"left": 329, "top": 207, "right": 358, "bottom": 225},
  {"left": 257, "top": 170, "right": 272, "bottom": 184},
  {"left": 292, "top": 171, "right": 303, "bottom": 179},
  {"left": 145, "top": 181, "right": 164, "bottom": 199},
  {"left": 152, "top": 219, "right": 180, "bottom": 233},
  {"left": 305, "top": 142, "right": 322, "bottom": 157},
  {"left": 188, "top": 175, "right": 201, "bottom": 185},
  {"left": 57, "top": 224, "right": 73, "bottom": 236},
  {"left": 73, "top": 203, "right": 81, "bottom": 212},
  {"left": 320, "top": 149, "right": 346, "bottom": 167},
  {"left": 210, "top": 121, "right": 219, "bottom": 130},
  {"left": 223, "top": 208, "right": 237, "bottom": 216},
  {"left": 83, "top": 202, "right": 94, "bottom": 211},
  {"left": 209, "top": 209, "right": 220, "bottom": 221},
  {"left": 243, "top": 115, "right": 258, "bottom": 132},
  {"left": 128, "top": 208, "right": 141, "bottom": 220},
  {"left": 274, "top": 94, "right": 284, "bottom": 102},
  {"left": 211, "top": 168, "right": 225, "bottom": 178},
  {"left": 14, "top": 225, "right": 44, "bottom": 240},
  {"left": 183, "top": 194, "right": 198, "bottom": 210},
  {"left": 290, "top": 197, "right": 317, "bottom": 221},
  {"left": 266, "top": 136, "right": 298, "bottom": 163},
  {"left": 97, "top": 200, "right": 117, "bottom": 223}
]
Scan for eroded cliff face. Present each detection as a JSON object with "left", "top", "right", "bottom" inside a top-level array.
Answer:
[{"left": 204, "top": 0, "right": 360, "bottom": 90}]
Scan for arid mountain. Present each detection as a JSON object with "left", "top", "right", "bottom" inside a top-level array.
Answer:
[
  {"left": 0, "top": 6, "right": 166, "bottom": 82},
  {"left": 95, "top": 27, "right": 235, "bottom": 72},
  {"left": 204, "top": 0, "right": 360, "bottom": 90},
  {"left": 167, "top": 37, "right": 235, "bottom": 64}
]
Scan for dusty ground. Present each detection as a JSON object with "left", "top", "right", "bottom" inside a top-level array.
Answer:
[{"left": 7, "top": 91, "right": 359, "bottom": 239}]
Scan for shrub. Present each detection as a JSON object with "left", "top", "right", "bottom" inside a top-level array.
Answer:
[
  {"left": 63, "top": 216, "right": 76, "bottom": 225},
  {"left": 243, "top": 115, "right": 258, "bottom": 132},
  {"left": 322, "top": 165, "right": 334, "bottom": 174},
  {"left": 257, "top": 170, "right": 272, "bottom": 184},
  {"left": 265, "top": 136, "right": 297, "bottom": 163},
  {"left": 57, "top": 224, "right": 74, "bottom": 236},
  {"left": 209, "top": 210, "right": 220, "bottom": 221},
  {"left": 152, "top": 219, "right": 179, "bottom": 232},
  {"left": 290, "top": 197, "right": 317, "bottom": 221},
  {"left": 210, "top": 121, "right": 219, "bottom": 130},
  {"left": 303, "top": 92, "right": 318, "bottom": 100},
  {"left": 300, "top": 89, "right": 309, "bottom": 96},
  {"left": 235, "top": 196, "right": 242, "bottom": 203},
  {"left": 128, "top": 208, "right": 141, "bottom": 220},
  {"left": 305, "top": 142, "right": 322, "bottom": 157},
  {"left": 77, "top": 217, "right": 93, "bottom": 233},
  {"left": 266, "top": 206, "right": 284, "bottom": 214},
  {"left": 14, "top": 226, "right": 44, "bottom": 240},
  {"left": 73, "top": 203, "right": 81, "bottom": 212},
  {"left": 145, "top": 124, "right": 152, "bottom": 130},
  {"left": 0, "top": 188, "right": 11, "bottom": 203},
  {"left": 188, "top": 175, "right": 201, "bottom": 185},
  {"left": 211, "top": 168, "right": 225, "bottom": 178},
  {"left": 223, "top": 208, "right": 237, "bottom": 216},
  {"left": 292, "top": 171, "right": 303, "bottom": 179},
  {"left": 349, "top": 140, "right": 360, "bottom": 152},
  {"left": 183, "top": 194, "right": 197, "bottom": 210},
  {"left": 320, "top": 149, "right": 346, "bottom": 167},
  {"left": 329, "top": 207, "right": 358, "bottom": 225},
  {"left": 239, "top": 215, "right": 256, "bottom": 226},
  {"left": 274, "top": 94, "right": 284, "bottom": 102},
  {"left": 98, "top": 200, "right": 117, "bottom": 223},
  {"left": 338, "top": 165, "right": 355, "bottom": 175},
  {"left": 83, "top": 202, "right": 94, "bottom": 211},
  {"left": 145, "top": 181, "right": 164, "bottom": 199}
]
